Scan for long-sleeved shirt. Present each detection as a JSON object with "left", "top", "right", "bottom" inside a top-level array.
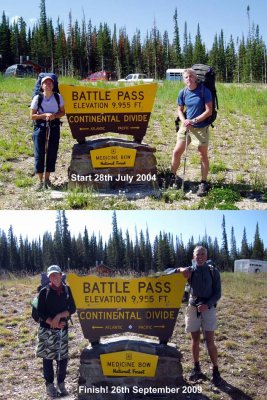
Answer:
[
  {"left": 188, "top": 262, "right": 221, "bottom": 307},
  {"left": 37, "top": 284, "right": 76, "bottom": 330}
]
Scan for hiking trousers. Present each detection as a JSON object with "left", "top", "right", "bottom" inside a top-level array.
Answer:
[
  {"left": 43, "top": 358, "right": 68, "bottom": 384},
  {"left": 32, "top": 122, "right": 60, "bottom": 173}
]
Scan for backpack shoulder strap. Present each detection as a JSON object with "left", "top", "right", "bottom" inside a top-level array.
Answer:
[
  {"left": 208, "top": 264, "right": 215, "bottom": 278},
  {"left": 201, "top": 82, "right": 205, "bottom": 99},
  {"left": 45, "top": 286, "right": 50, "bottom": 300},
  {"left": 37, "top": 93, "right": 44, "bottom": 112},
  {"left": 182, "top": 87, "right": 187, "bottom": 104},
  {"left": 64, "top": 284, "right": 70, "bottom": 300},
  {"left": 53, "top": 92, "right": 60, "bottom": 112}
]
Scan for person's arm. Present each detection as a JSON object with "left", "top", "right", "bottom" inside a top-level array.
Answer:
[
  {"left": 190, "top": 101, "right": 212, "bottom": 125},
  {"left": 176, "top": 267, "right": 192, "bottom": 279},
  {"left": 50, "top": 286, "right": 76, "bottom": 328},
  {"left": 207, "top": 269, "right": 221, "bottom": 307},
  {"left": 31, "top": 108, "right": 52, "bottom": 121},
  {"left": 177, "top": 104, "right": 186, "bottom": 124},
  {"left": 53, "top": 105, "right": 65, "bottom": 120}
]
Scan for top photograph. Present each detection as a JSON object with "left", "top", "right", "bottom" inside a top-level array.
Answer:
[{"left": 0, "top": 0, "right": 266, "bottom": 210}]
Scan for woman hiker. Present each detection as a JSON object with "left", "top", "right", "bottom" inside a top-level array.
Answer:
[
  {"left": 36, "top": 265, "right": 76, "bottom": 398},
  {"left": 30, "top": 76, "right": 65, "bottom": 190}
]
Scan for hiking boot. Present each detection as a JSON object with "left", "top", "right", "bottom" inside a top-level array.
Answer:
[
  {"left": 35, "top": 181, "right": 44, "bottom": 191},
  {"left": 46, "top": 383, "right": 58, "bottom": 398},
  {"left": 44, "top": 180, "right": 53, "bottom": 190},
  {"left": 174, "top": 176, "right": 183, "bottom": 188},
  {"left": 211, "top": 370, "right": 222, "bottom": 386},
  {"left": 196, "top": 182, "right": 209, "bottom": 197},
  {"left": 169, "top": 173, "right": 182, "bottom": 188},
  {"left": 57, "top": 382, "right": 69, "bottom": 396},
  {"left": 189, "top": 367, "right": 203, "bottom": 381}
]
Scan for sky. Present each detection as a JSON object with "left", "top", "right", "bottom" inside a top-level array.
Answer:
[
  {"left": 0, "top": 210, "right": 266, "bottom": 250},
  {"left": 2, "top": 0, "right": 266, "bottom": 51}
]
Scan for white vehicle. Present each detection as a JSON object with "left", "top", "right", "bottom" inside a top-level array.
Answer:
[
  {"left": 166, "top": 68, "right": 185, "bottom": 81},
  {"left": 118, "top": 73, "right": 154, "bottom": 83},
  {"left": 234, "top": 259, "right": 267, "bottom": 273}
]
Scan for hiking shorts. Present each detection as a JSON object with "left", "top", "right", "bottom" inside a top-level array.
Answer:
[
  {"left": 177, "top": 125, "right": 209, "bottom": 147},
  {"left": 185, "top": 304, "right": 217, "bottom": 333}
]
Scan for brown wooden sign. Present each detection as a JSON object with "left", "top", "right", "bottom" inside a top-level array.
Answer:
[
  {"left": 59, "top": 84, "right": 158, "bottom": 143},
  {"left": 68, "top": 273, "right": 186, "bottom": 343}
]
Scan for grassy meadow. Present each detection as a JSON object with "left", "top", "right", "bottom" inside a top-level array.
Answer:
[
  {"left": 0, "top": 76, "right": 266, "bottom": 210},
  {"left": 0, "top": 272, "right": 266, "bottom": 399}
]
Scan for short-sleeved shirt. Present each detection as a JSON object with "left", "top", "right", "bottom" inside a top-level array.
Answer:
[
  {"left": 31, "top": 93, "right": 64, "bottom": 113},
  {"left": 177, "top": 84, "right": 212, "bottom": 128}
]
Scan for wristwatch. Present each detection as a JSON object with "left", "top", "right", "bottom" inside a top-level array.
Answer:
[{"left": 193, "top": 118, "right": 198, "bottom": 124}]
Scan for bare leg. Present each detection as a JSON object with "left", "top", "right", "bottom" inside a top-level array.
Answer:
[
  {"left": 171, "top": 139, "right": 187, "bottom": 174},
  {"left": 198, "top": 145, "right": 209, "bottom": 181},
  {"left": 205, "top": 331, "right": 218, "bottom": 367},
  {"left": 37, "top": 173, "right": 44, "bottom": 182},
  {"left": 191, "top": 331, "right": 201, "bottom": 363}
]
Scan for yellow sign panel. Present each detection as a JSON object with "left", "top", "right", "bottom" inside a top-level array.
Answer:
[
  {"left": 100, "top": 351, "right": 158, "bottom": 377},
  {"left": 67, "top": 273, "right": 186, "bottom": 309},
  {"left": 68, "top": 273, "right": 186, "bottom": 342},
  {"left": 91, "top": 146, "right": 137, "bottom": 168},
  {"left": 59, "top": 84, "right": 158, "bottom": 114},
  {"left": 59, "top": 84, "right": 158, "bottom": 142}
]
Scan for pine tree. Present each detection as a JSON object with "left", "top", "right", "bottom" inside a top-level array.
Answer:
[
  {"left": 61, "top": 211, "right": 72, "bottom": 269},
  {"left": 0, "top": 12, "right": 12, "bottom": 69},
  {"left": 123, "top": 229, "right": 133, "bottom": 271},
  {"left": 0, "top": 229, "right": 9, "bottom": 269},
  {"left": 240, "top": 228, "right": 251, "bottom": 258},
  {"left": 171, "top": 8, "right": 182, "bottom": 68},
  {"left": 7, "top": 226, "right": 20, "bottom": 272},
  {"left": 225, "top": 35, "right": 236, "bottom": 82},
  {"left": 192, "top": 24, "right": 207, "bottom": 64},
  {"left": 220, "top": 215, "right": 230, "bottom": 271},
  {"left": 230, "top": 226, "right": 238, "bottom": 271},
  {"left": 251, "top": 222, "right": 264, "bottom": 260}
]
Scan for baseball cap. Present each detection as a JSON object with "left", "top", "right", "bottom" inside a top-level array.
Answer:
[
  {"left": 41, "top": 76, "right": 54, "bottom": 85},
  {"left": 47, "top": 265, "right": 62, "bottom": 276}
]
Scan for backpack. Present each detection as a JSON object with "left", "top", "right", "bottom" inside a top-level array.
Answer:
[
  {"left": 191, "top": 64, "right": 218, "bottom": 127},
  {"left": 31, "top": 272, "right": 68, "bottom": 323},
  {"left": 187, "top": 260, "right": 218, "bottom": 306},
  {"left": 32, "top": 72, "right": 60, "bottom": 112}
]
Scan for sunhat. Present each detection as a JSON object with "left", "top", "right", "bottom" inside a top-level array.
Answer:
[
  {"left": 41, "top": 76, "right": 54, "bottom": 85},
  {"left": 47, "top": 265, "right": 62, "bottom": 277}
]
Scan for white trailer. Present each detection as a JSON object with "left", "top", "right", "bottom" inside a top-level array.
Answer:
[
  {"left": 234, "top": 259, "right": 267, "bottom": 273},
  {"left": 166, "top": 69, "right": 185, "bottom": 81}
]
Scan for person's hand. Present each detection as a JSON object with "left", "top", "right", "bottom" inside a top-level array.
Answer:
[
  {"left": 183, "top": 119, "right": 192, "bottom": 128},
  {"left": 50, "top": 314, "right": 61, "bottom": 329},
  {"left": 176, "top": 267, "right": 191, "bottom": 279},
  {"left": 44, "top": 113, "right": 54, "bottom": 121},
  {"left": 58, "top": 320, "right": 66, "bottom": 329},
  {"left": 197, "top": 304, "right": 209, "bottom": 313}
]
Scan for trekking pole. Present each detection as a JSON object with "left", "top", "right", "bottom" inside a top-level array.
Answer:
[
  {"left": 58, "top": 328, "right": 63, "bottom": 362},
  {"left": 44, "top": 120, "right": 51, "bottom": 177},
  {"left": 181, "top": 129, "right": 189, "bottom": 192}
]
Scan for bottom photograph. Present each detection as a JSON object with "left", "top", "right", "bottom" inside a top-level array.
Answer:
[{"left": 0, "top": 210, "right": 266, "bottom": 400}]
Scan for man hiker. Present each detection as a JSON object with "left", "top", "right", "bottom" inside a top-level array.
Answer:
[
  {"left": 176, "top": 246, "right": 222, "bottom": 385},
  {"left": 170, "top": 68, "right": 212, "bottom": 196}
]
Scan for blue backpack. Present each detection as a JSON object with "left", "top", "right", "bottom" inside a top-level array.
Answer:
[{"left": 32, "top": 72, "right": 60, "bottom": 112}]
